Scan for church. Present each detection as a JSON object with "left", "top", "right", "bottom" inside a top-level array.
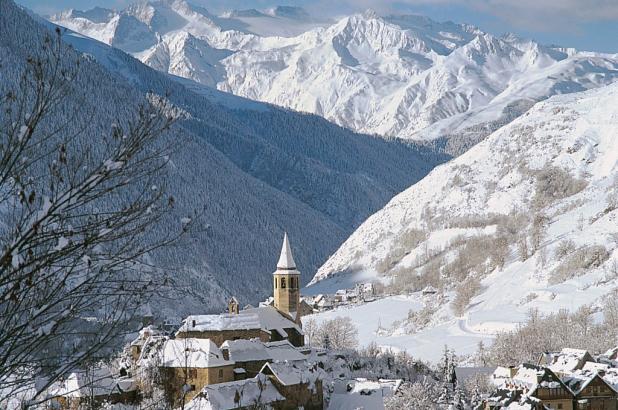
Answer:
[{"left": 175, "top": 233, "right": 309, "bottom": 347}]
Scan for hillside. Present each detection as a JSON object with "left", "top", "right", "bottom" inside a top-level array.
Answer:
[
  {"left": 2, "top": 0, "right": 444, "bottom": 318},
  {"left": 51, "top": 1, "right": 618, "bottom": 150},
  {"left": 307, "top": 81, "right": 618, "bottom": 361}
]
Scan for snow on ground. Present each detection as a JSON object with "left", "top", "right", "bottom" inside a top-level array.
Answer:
[
  {"left": 306, "top": 81, "right": 618, "bottom": 363},
  {"left": 303, "top": 294, "right": 493, "bottom": 363}
]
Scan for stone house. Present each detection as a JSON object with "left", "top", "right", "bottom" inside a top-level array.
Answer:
[
  {"left": 49, "top": 366, "right": 137, "bottom": 410},
  {"left": 159, "top": 338, "right": 235, "bottom": 406},
  {"left": 260, "top": 361, "right": 324, "bottom": 410},
  {"left": 177, "top": 305, "right": 304, "bottom": 348},
  {"left": 221, "top": 339, "right": 308, "bottom": 380},
  {"left": 184, "top": 374, "right": 285, "bottom": 410}
]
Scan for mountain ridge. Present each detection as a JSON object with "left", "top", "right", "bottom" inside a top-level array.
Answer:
[{"left": 50, "top": 1, "right": 618, "bottom": 149}]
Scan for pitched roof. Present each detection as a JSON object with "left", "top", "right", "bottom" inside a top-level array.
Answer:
[
  {"left": 260, "top": 361, "right": 323, "bottom": 386},
  {"left": 161, "top": 338, "right": 234, "bottom": 368},
  {"left": 276, "top": 232, "right": 296, "bottom": 270},
  {"left": 186, "top": 374, "right": 284, "bottom": 410},
  {"left": 264, "top": 340, "right": 307, "bottom": 362},
  {"left": 243, "top": 306, "right": 303, "bottom": 335},
  {"left": 178, "top": 313, "right": 264, "bottom": 333},
  {"left": 221, "top": 339, "right": 271, "bottom": 362},
  {"left": 51, "top": 365, "right": 135, "bottom": 398},
  {"left": 221, "top": 338, "right": 307, "bottom": 364}
]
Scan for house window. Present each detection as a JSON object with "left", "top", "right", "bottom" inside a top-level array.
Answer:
[
  {"left": 218, "top": 369, "right": 224, "bottom": 379},
  {"left": 556, "top": 404, "right": 562, "bottom": 410},
  {"left": 188, "top": 368, "right": 197, "bottom": 378},
  {"left": 281, "top": 278, "right": 286, "bottom": 289}
]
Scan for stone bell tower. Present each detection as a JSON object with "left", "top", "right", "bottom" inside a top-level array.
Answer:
[{"left": 273, "top": 232, "right": 300, "bottom": 317}]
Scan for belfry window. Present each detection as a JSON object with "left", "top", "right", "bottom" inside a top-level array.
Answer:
[
  {"left": 274, "top": 278, "right": 277, "bottom": 289},
  {"left": 281, "top": 277, "right": 286, "bottom": 289}
]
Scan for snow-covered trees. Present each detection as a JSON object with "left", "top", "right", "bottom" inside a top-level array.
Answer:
[
  {"left": 487, "top": 302, "right": 618, "bottom": 366},
  {"left": 0, "top": 29, "right": 180, "bottom": 404},
  {"left": 307, "top": 316, "right": 359, "bottom": 350}
]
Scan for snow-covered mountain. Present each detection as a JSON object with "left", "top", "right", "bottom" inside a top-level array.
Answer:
[
  {"left": 51, "top": 1, "right": 618, "bottom": 148},
  {"left": 3, "top": 0, "right": 444, "bottom": 318},
  {"left": 307, "top": 81, "right": 618, "bottom": 361}
]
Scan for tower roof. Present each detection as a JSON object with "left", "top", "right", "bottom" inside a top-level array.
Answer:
[{"left": 276, "top": 232, "right": 297, "bottom": 270}]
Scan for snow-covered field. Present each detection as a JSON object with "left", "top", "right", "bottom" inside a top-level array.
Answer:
[
  {"left": 303, "top": 294, "right": 493, "bottom": 363},
  {"left": 307, "top": 81, "right": 618, "bottom": 363}
]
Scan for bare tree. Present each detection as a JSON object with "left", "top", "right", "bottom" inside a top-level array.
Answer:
[
  {"left": 0, "top": 29, "right": 183, "bottom": 405},
  {"left": 316, "top": 317, "right": 359, "bottom": 350}
]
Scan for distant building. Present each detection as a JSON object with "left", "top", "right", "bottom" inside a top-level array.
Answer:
[{"left": 228, "top": 297, "right": 239, "bottom": 315}]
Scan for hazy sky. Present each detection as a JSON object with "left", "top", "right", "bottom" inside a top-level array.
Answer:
[{"left": 17, "top": 0, "right": 618, "bottom": 53}]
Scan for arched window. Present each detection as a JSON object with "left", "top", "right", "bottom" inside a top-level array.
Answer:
[{"left": 281, "top": 277, "right": 286, "bottom": 289}]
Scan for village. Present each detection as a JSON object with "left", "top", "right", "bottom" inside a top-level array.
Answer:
[
  {"left": 43, "top": 234, "right": 405, "bottom": 409},
  {"left": 42, "top": 235, "right": 618, "bottom": 410}
]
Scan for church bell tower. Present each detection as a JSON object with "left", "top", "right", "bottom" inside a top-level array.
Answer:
[{"left": 273, "top": 232, "right": 301, "bottom": 317}]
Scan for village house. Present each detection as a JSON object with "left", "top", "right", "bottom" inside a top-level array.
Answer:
[
  {"left": 487, "top": 364, "right": 575, "bottom": 410},
  {"left": 260, "top": 361, "right": 324, "bottom": 409},
  {"left": 220, "top": 338, "right": 308, "bottom": 380},
  {"left": 49, "top": 365, "right": 138, "bottom": 410},
  {"left": 185, "top": 374, "right": 286, "bottom": 410},
  {"left": 563, "top": 372, "right": 618, "bottom": 410},
  {"left": 159, "top": 338, "right": 235, "bottom": 405},
  {"left": 130, "top": 325, "right": 161, "bottom": 362}
]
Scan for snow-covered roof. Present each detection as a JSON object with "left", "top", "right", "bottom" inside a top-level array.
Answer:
[
  {"left": 185, "top": 374, "right": 284, "bottom": 410},
  {"left": 582, "top": 362, "right": 610, "bottom": 372},
  {"left": 51, "top": 365, "right": 133, "bottom": 398},
  {"left": 221, "top": 339, "right": 271, "bottom": 362},
  {"left": 161, "top": 338, "right": 234, "bottom": 368},
  {"left": 505, "top": 364, "right": 571, "bottom": 398},
  {"left": 178, "top": 306, "right": 301, "bottom": 341},
  {"left": 276, "top": 232, "right": 296, "bottom": 270},
  {"left": 329, "top": 379, "right": 387, "bottom": 410},
  {"left": 260, "top": 361, "right": 323, "bottom": 386},
  {"left": 243, "top": 306, "right": 303, "bottom": 335},
  {"left": 221, "top": 338, "right": 307, "bottom": 364},
  {"left": 549, "top": 349, "right": 592, "bottom": 373},
  {"left": 178, "top": 312, "right": 264, "bottom": 333},
  {"left": 130, "top": 325, "right": 160, "bottom": 347},
  {"left": 264, "top": 340, "right": 307, "bottom": 362}
]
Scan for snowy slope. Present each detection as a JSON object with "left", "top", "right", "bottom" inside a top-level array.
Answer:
[
  {"left": 51, "top": 2, "right": 618, "bottom": 146},
  {"left": 306, "top": 82, "right": 618, "bottom": 361}
]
